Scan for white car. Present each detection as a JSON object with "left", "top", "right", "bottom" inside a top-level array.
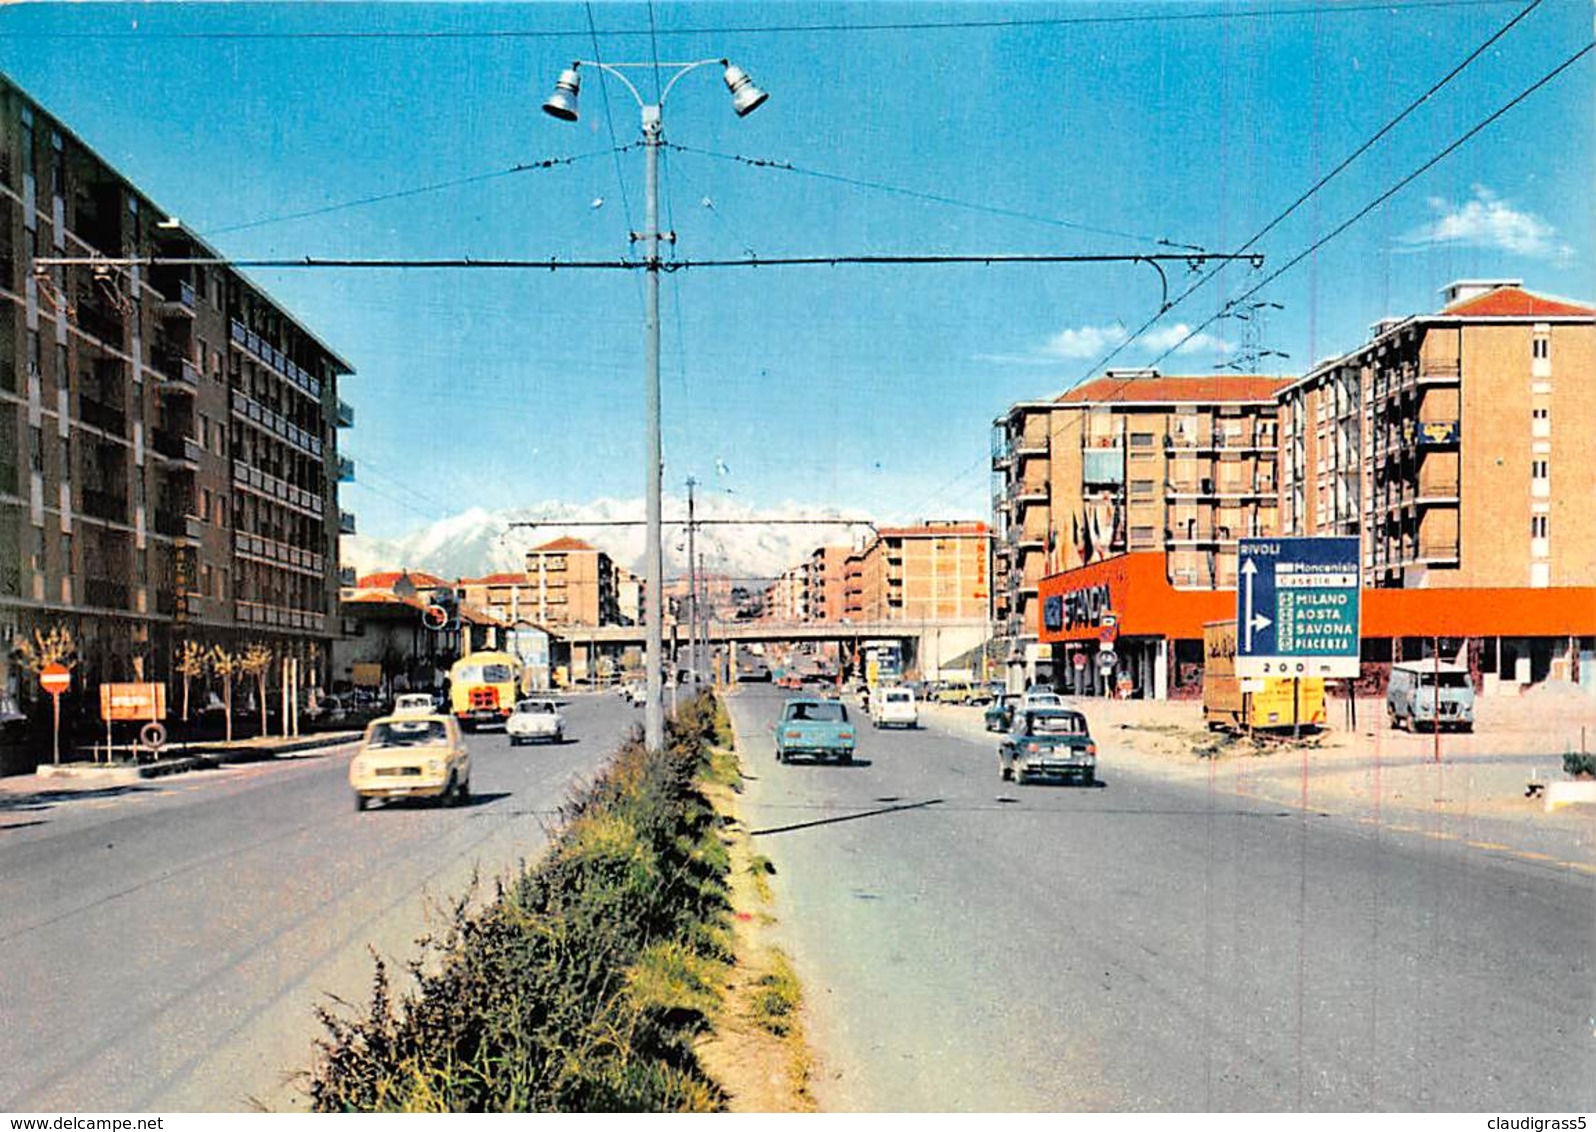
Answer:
[
  {"left": 871, "top": 686, "right": 918, "bottom": 729},
  {"left": 392, "top": 693, "right": 437, "bottom": 716},
  {"left": 506, "top": 698, "right": 565, "bottom": 745}
]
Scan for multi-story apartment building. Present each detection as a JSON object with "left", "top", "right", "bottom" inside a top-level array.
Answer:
[
  {"left": 992, "top": 372, "right": 1288, "bottom": 679},
  {"left": 764, "top": 564, "right": 808, "bottom": 622},
  {"left": 523, "top": 537, "right": 620, "bottom": 627},
  {"left": 0, "top": 76, "right": 353, "bottom": 766},
  {"left": 457, "top": 572, "right": 538, "bottom": 624},
  {"left": 1027, "top": 282, "right": 1595, "bottom": 698},
  {"left": 1281, "top": 280, "right": 1596, "bottom": 591},
  {"left": 851, "top": 521, "right": 991, "bottom": 623},
  {"left": 807, "top": 544, "right": 850, "bottom": 622}
]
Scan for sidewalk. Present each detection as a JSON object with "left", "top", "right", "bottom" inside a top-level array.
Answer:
[
  {"left": 921, "top": 682, "right": 1596, "bottom": 870},
  {"left": 0, "top": 730, "right": 363, "bottom": 799}
]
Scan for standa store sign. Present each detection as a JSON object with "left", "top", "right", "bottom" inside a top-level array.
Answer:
[
  {"left": 1044, "top": 584, "right": 1114, "bottom": 633},
  {"left": 1062, "top": 583, "right": 1113, "bottom": 630}
]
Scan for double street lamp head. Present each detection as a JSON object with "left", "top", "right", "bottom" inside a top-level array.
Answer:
[
  {"left": 541, "top": 59, "right": 768, "bottom": 122},
  {"left": 541, "top": 67, "right": 581, "bottom": 122}
]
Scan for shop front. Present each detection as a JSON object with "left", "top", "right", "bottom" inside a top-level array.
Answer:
[{"left": 1039, "top": 552, "right": 1596, "bottom": 700}]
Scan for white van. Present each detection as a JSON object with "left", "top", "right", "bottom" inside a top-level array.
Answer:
[
  {"left": 872, "top": 686, "right": 918, "bottom": 729},
  {"left": 1387, "top": 661, "right": 1475, "bottom": 732}
]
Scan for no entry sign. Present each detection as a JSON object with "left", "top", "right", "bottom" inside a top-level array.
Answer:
[{"left": 39, "top": 663, "right": 70, "bottom": 696}]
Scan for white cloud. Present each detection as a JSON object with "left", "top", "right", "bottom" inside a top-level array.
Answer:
[
  {"left": 1038, "top": 323, "right": 1129, "bottom": 359},
  {"left": 979, "top": 319, "right": 1234, "bottom": 367},
  {"left": 1401, "top": 186, "right": 1571, "bottom": 261},
  {"left": 1140, "top": 324, "right": 1234, "bottom": 356}
]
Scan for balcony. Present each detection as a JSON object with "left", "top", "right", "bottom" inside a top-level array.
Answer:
[
  {"left": 153, "top": 510, "right": 204, "bottom": 540},
  {"left": 77, "top": 397, "right": 127, "bottom": 437},
  {"left": 157, "top": 279, "right": 196, "bottom": 319},
  {"left": 156, "top": 353, "right": 201, "bottom": 396},
  {"left": 336, "top": 398, "right": 355, "bottom": 428},
  {"left": 1418, "top": 539, "right": 1461, "bottom": 563},
  {"left": 153, "top": 431, "right": 203, "bottom": 469},
  {"left": 1417, "top": 358, "right": 1461, "bottom": 384},
  {"left": 336, "top": 455, "right": 356, "bottom": 483},
  {"left": 235, "top": 599, "right": 329, "bottom": 634},
  {"left": 80, "top": 488, "right": 128, "bottom": 524},
  {"left": 338, "top": 566, "right": 358, "bottom": 587},
  {"left": 1012, "top": 480, "right": 1049, "bottom": 505},
  {"left": 338, "top": 509, "right": 357, "bottom": 536},
  {"left": 83, "top": 577, "right": 131, "bottom": 610}
]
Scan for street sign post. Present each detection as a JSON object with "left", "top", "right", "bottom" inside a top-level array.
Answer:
[
  {"left": 1236, "top": 537, "right": 1361, "bottom": 679},
  {"left": 39, "top": 663, "right": 70, "bottom": 765}
]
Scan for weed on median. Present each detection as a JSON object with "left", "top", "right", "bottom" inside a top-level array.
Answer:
[{"left": 308, "top": 694, "right": 736, "bottom": 1112}]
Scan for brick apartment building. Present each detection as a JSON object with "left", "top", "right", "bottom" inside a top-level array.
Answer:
[
  {"left": 523, "top": 537, "right": 621, "bottom": 628},
  {"left": 992, "top": 373, "right": 1287, "bottom": 679},
  {"left": 0, "top": 75, "right": 353, "bottom": 768},
  {"left": 1013, "top": 282, "right": 1596, "bottom": 697}
]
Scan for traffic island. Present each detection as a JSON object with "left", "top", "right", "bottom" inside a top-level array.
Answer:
[{"left": 307, "top": 693, "right": 741, "bottom": 1112}]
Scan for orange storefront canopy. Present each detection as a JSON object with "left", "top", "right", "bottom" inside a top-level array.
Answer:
[{"left": 1038, "top": 553, "right": 1596, "bottom": 643}]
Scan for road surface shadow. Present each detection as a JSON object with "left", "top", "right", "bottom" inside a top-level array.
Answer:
[
  {"left": 0, "top": 783, "right": 157, "bottom": 812},
  {"left": 751, "top": 797, "right": 942, "bottom": 836}
]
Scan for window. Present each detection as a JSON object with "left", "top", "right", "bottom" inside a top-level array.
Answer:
[
  {"left": 1129, "top": 432, "right": 1155, "bottom": 448},
  {"left": 199, "top": 487, "right": 211, "bottom": 521},
  {"left": 1532, "top": 338, "right": 1549, "bottom": 360},
  {"left": 1531, "top": 515, "right": 1548, "bottom": 538},
  {"left": 1532, "top": 406, "right": 1550, "bottom": 438},
  {"left": 1531, "top": 460, "right": 1548, "bottom": 480}
]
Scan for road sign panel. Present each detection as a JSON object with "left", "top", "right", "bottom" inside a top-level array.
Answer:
[
  {"left": 39, "top": 663, "right": 70, "bottom": 696},
  {"left": 1235, "top": 536, "right": 1361, "bottom": 678}
]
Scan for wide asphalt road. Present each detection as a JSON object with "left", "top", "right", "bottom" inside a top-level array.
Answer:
[
  {"left": 0, "top": 692, "right": 639, "bottom": 1112},
  {"left": 728, "top": 685, "right": 1595, "bottom": 1112}
]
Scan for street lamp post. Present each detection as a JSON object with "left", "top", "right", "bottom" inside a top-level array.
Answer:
[{"left": 544, "top": 58, "right": 768, "bottom": 751}]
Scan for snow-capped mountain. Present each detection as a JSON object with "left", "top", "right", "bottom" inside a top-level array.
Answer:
[{"left": 340, "top": 497, "right": 877, "bottom": 582}]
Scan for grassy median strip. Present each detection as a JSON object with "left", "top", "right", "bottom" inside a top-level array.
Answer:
[{"left": 308, "top": 694, "right": 735, "bottom": 1112}]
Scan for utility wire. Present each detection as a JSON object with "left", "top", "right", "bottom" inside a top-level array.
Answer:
[
  {"left": 196, "top": 151, "right": 623, "bottom": 238},
  {"left": 1148, "top": 38, "right": 1595, "bottom": 367},
  {"left": 668, "top": 142, "right": 1205, "bottom": 252},
  {"left": 584, "top": 3, "right": 638, "bottom": 248},
  {"left": 38, "top": 251, "right": 1258, "bottom": 271},
  {"left": 1080, "top": 0, "right": 1551, "bottom": 381},
  {"left": 0, "top": 1, "right": 1518, "bottom": 40}
]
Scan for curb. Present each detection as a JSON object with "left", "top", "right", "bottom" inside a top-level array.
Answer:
[{"left": 26, "top": 732, "right": 363, "bottom": 786}]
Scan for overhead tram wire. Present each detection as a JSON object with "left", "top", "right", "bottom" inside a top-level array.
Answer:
[
  {"left": 37, "top": 252, "right": 1261, "bottom": 277},
  {"left": 1147, "top": 38, "right": 1595, "bottom": 368},
  {"left": 196, "top": 149, "right": 626, "bottom": 238},
  {"left": 0, "top": 1, "right": 1521, "bottom": 41},
  {"left": 1076, "top": 0, "right": 1551, "bottom": 384},
  {"left": 668, "top": 142, "right": 1205, "bottom": 252},
  {"left": 585, "top": 2, "right": 639, "bottom": 248}
]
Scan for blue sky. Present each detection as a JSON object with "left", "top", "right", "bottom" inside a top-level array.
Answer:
[{"left": 4, "top": 1, "right": 1591, "bottom": 549}]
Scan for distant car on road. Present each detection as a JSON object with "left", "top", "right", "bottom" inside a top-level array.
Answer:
[
  {"left": 392, "top": 693, "right": 437, "bottom": 716},
  {"left": 871, "top": 686, "right": 918, "bottom": 729},
  {"left": 999, "top": 706, "right": 1097, "bottom": 786},
  {"left": 350, "top": 714, "right": 471, "bottom": 811},
  {"left": 984, "top": 692, "right": 1021, "bottom": 732},
  {"left": 506, "top": 698, "right": 566, "bottom": 745},
  {"left": 775, "top": 697, "right": 857, "bottom": 764}
]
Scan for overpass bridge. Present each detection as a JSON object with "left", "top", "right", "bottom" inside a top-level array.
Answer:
[{"left": 545, "top": 618, "right": 991, "bottom": 677}]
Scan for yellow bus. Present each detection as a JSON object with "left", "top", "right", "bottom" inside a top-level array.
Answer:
[
  {"left": 448, "top": 651, "right": 522, "bottom": 731},
  {"left": 1203, "top": 620, "right": 1326, "bottom": 732}
]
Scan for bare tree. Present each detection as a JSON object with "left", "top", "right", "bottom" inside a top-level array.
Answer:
[
  {"left": 240, "top": 642, "right": 273, "bottom": 738},
  {"left": 175, "top": 639, "right": 207, "bottom": 722},
  {"left": 16, "top": 625, "right": 78, "bottom": 677},
  {"left": 209, "top": 646, "right": 242, "bottom": 744}
]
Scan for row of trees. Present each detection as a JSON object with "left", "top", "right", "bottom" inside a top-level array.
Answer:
[{"left": 16, "top": 628, "right": 289, "bottom": 744}]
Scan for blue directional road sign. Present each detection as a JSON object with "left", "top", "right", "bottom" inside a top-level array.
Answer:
[{"left": 1235, "top": 536, "right": 1361, "bottom": 678}]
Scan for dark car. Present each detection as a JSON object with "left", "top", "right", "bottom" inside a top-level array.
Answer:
[{"left": 999, "top": 707, "right": 1097, "bottom": 786}]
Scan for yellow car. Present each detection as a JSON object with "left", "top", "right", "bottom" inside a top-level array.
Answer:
[{"left": 350, "top": 714, "right": 471, "bottom": 812}]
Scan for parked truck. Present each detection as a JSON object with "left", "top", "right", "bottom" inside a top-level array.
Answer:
[{"left": 1203, "top": 620, "right": 1326, "bottom": 732}]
